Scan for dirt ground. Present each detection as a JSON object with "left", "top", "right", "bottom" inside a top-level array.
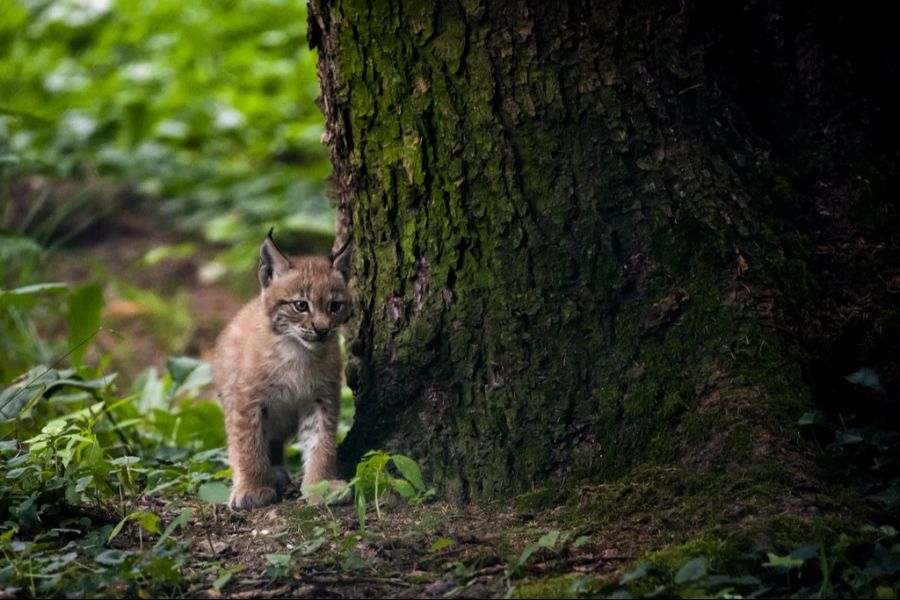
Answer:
[{"left": 143, "top": 491, "right": 635, "bottom": 598}]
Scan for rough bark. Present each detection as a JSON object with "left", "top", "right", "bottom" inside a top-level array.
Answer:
[{"left": 306, "top": 0, "right": 900, "bottom": 514}]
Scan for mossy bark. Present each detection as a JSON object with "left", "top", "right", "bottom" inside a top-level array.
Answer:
[{"left": 307, "top": 0, "right": 900, "bottom": 513}]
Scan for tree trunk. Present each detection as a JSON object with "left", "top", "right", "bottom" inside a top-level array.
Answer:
[{"left": 307, "top": 0, "right": 900, "bottom": 516}]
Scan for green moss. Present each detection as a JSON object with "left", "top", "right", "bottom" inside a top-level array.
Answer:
[
  {"left": 515, "top": 488, "right": 565, "bottom": 514},
  {"left": 642, "top": 534, "right": 741, "bottom": 575},
  {"left": 510, "top": 574, "right": 589, "bottom": 599}
]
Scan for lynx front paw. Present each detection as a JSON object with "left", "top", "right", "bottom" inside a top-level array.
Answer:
[{"left": 229, "top": 485, "right": 278, "bottom": 510}]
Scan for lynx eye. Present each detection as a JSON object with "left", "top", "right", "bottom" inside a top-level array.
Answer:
[
  {"left": 329, "top": 301, "right": 345, "bottom": 314},
  {"left": 292, "top": 300, "right": 309, "bottom": 313}
]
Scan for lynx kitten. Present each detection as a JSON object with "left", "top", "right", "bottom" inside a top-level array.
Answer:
[{"left": 212, "top": 230, "right": 351, "bottom": 510}]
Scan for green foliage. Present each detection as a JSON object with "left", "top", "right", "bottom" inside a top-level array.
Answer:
[
  {"left": 509, "top": 529, "right": 569, "bottom": 576},
  {"left": 800, "top": 409, "right": 900, "bottom": 513},
  {"left": 0, "top": 0, "right": 332, "bottom": 261},
  {"left": 303, "top": 450, "right": 435, "bottom": 532},
  {"left": 0, "top": 281, "right": 68, "bottom": 381},
  {"left": 602, "top": 527, "right": 900, "bottom": 599},
  {"left": 0, "top": 350, "right": 227, "bottom": 596},
  {"left": 348, "top": 450, "right": 435, "bottom": 530}
]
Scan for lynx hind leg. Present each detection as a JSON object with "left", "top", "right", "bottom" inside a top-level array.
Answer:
[
  {"left": 267, "top": 440, "right": 292, "bottom": 494},
  {"left": 299, "top": 401, "right": 347, "bottom": 504},
  {"left": 225, "top": 398, "right": 279, "bottom": 510}
]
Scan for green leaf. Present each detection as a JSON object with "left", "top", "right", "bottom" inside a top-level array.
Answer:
[
  {"left": 391, "top": 478, "right": 416, "bottom": 499},
  {"left": 266, "top": 553, "right": 292, "bottom": 566},
  {"left": 0, "top": 283, "right": 66, "bottom": 308},
  {"left": 0, "top": 381, "right": 46, "bottom": 420},
  {"left": 514, "top": 544, "right": 539, "bottom": 570},
  {"left": 431, "top": 537, "right": 455, "bottom": 551},
  {"left": 798, "top": 410, "right": 826, "bottom": 427},
  {"left": 198, "top": 481, "right": 231, "bottom": 504},
  {"left": 213, "top": 566, "right": 243, "bottom": 591},
  {"left": 619, "top": 561, "right": 652, "bottom": 585},
  {"left": 108, "top": 511, "right": 161, "bottom": 544},
  {"left": 356, "top": 488, "right": 367, "bottom": 531},
  {"left": 301, "top": 537, "right": 325, "bottom": 555},
  {"left": 790, "top": 544, "right": 820, "bottom": 562},
  {"left": 133, "top": 511, "right": 161, "bottom": 534},
  {"left": 341, "top": 553, "right": 367, "bottom": 571},
  {"left": 44, "top": 552, "right": 77, "bottom": 572},
  {"left": 763, "top": 552, "right": 805, "bottom": 569},
  {"left": 166, "top": 356, "right": 212, "bottom": 397},
  {"left": 95, "top": 549, "right": 127, "bottom": 565},
  {"left": 674, "top": 557, "right": 708, "bottom": 584},
  {"left": 108, "top": 515, "right": 130, "bottom": 544},
  {"left": 154, "top": 508, "right": 191, "bottom": 550},
  {"left": 67, "top": 283, "right": 104, "bottom": 367},
  {"left": 390, "top": 454, "right": 425, "bottom": 491},
  {"left": 538, "top": 530, "right": 561, "bottom": 549}
]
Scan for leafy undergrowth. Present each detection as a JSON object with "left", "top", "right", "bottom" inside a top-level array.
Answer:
[
  {"left": 1, "top": 0, "right": 333, "bottom": 260},
  {"left": 0, "top": 349, "right": 614, "bottom": 598},
  {"left": 1, "top": 346, "right": 897, "bottom": 599}
]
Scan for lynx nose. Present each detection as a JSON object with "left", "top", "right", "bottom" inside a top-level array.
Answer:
[{"left": 312, "top": 324, "right": 330, "bottom": 340}]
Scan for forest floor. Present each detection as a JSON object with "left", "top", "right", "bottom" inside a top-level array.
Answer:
[
  {"left": 12, "top": 191, "right": 897, "bottom": 598},
  {"left": 115, "top": 488, "right": 639, "bottom": 598},
  {"left": 39, "top": 200, "right": 639, "bottom": 598}
]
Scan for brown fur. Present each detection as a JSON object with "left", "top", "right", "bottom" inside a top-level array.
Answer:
[{"left": 212, "top": 234, "right": 351, "bottom": 509}]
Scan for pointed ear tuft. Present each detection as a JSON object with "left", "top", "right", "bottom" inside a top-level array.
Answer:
[
  {"left": 259, "top": 230, "right": 292, "bottom": 288},
  {"left": 329, "top": 237, "right": 353, "bottom": 281}
]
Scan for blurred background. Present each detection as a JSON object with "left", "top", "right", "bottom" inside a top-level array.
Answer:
[
  {"left": 0, "top": 0, "right": 336, "bottom": 383},
  {"left": 0, "top": 0, "right": 356, "bottom": 498}
]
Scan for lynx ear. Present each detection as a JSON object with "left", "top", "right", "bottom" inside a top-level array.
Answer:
[
  {"left": 329, "top": 237, "right": 353, "bottom": 281},
  {"left": 259, "top": 228, "right": 292, "bottom": 288}
]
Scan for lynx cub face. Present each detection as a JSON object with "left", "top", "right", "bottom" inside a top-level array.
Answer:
[
  {"left": 260, "top": 241, "right": 351, "bottom": 351},
  {"left": 212, "top": 231, "right": 352, "bottom": 510}
]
